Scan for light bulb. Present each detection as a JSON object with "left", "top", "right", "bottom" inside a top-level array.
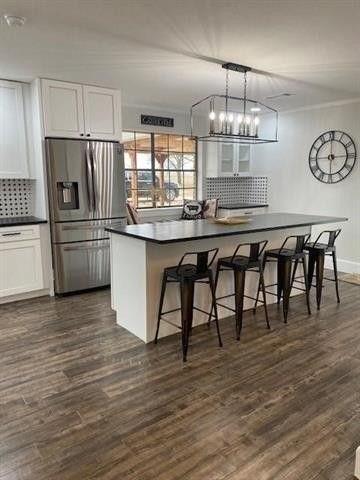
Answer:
[
  {"left": 218, "top": 112, "right": 225, "bottom": 134},
  {"left": 226, "top": 113, "right": 234, "bottom": 134},
  {"left": 245, "top": 116, "right": 251, "bottom": 136},
  {"left": 254, "top": 116, "right": 260, "bottom": 137},
  {"left": 209, "top": 110, "right": 216, "bottom": 134},
  {"left": 250, "top": 107, "right": 261, "bottom": 112},
  {"left": 237, "top": 114, "right": 244, "bottom": 135}
]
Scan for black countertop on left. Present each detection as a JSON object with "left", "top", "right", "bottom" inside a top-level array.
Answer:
[{"left": 0, "top": 216, "right": 47, "bottom": 227}]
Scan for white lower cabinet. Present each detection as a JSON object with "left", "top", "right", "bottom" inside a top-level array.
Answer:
[
  {"left": 218, "top": 207, "right": 268, "bottom": 218},
  {"left": 0, "top": 225, "right": 44, "bottom": 298}
]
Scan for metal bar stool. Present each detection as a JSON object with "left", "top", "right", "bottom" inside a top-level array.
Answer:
[
  {"left": 256, "top": 234, "right": 312, "bottom": 323},
  {"left": 296, "top": 229, "right": 341, "bottom": 310},
  {"left": 154, "top": 248, "right": 223, "bottom": 362},
  {"left": 212, "top": 241, "right": 270, "bottom": 341}
]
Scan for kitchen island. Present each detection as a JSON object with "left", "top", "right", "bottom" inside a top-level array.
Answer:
[{"left": 106, "top": 213, "right": 347, "bottom": 342}]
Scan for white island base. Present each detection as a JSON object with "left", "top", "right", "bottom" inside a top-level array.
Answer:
[{"left": 110, "top": 226, "right": 310, "bottom": 343}]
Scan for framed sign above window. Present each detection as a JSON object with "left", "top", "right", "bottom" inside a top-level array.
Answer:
[
  {"left": 122, "top": 131, "right": 197, "bottom": 209},
  {"left": 141, "top": 115, "right": 174, "bottom": 128}
]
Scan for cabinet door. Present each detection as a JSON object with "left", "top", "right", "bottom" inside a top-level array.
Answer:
[
  {"left": 0, "top": 239, "right": 43, "bottom": 297},
  {"left": 0, "top": 80, "right": 29, "bottom": 178},
  {"left": 219, "top": 143, "right": 236, "bottom": 176},
  {"left": 42, "top": 79, "right": 85, "bottom": 138},
  {"left": 83, "top": 85, "right": 121, "bottom": 140},
  {"left": 236, "top": 145, "right": 251, "bottom": 176}
]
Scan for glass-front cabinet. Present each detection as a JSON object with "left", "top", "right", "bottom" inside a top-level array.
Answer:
[{"left": 205, "top": 142, "right": 251, "bottom": 177}]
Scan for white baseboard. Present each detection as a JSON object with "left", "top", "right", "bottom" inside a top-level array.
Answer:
[
  {"left": 325, "top": 257, "right": 360, "bottom": 275},
  {"left": 0, "top": 288, "right": 50, "bottom": 305},
  {"left": 355, "top": 446, "right": 360, "bottom": 479}
]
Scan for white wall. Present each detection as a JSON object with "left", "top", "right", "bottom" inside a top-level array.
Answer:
[{"left": 252, "top": 100, "right": 360, "bottom": 273}]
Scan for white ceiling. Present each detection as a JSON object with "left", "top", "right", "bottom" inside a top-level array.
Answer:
[{"left": 0, "top": 0, "right": 360, "bottom": 111}]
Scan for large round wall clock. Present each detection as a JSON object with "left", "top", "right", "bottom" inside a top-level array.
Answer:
[{"left": 308, "top": 130, "right": 357, "bottom": 183}]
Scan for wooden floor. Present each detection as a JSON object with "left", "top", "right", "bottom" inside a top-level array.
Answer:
[{"left": 0, "top": 280, "right": 359, "bottom": 480}]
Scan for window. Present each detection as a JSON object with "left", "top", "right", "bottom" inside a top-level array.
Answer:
[{"left": 123, "top": 131, "right": 197, "bottom": 208}]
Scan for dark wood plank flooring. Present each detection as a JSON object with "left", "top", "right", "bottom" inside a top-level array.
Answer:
[{"left": 0, "top": 280, "right": 359, "bottom": 479}]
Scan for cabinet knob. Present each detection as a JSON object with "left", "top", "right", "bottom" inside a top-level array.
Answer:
[
  {"left": 80, "top": 133, "right": 84, "bottom": 137},
  {"left": 86, "top": 134, "right": 91, "bottom": 137}
]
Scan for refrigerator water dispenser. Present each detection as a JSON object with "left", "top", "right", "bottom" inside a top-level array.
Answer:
[{"left": 57, "top": 182, "right": 79, "bottom": 210}]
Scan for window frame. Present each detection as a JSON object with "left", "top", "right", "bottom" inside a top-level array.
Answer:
[{"left": 123, "top": 130, "right": 198, "bottom": 209}]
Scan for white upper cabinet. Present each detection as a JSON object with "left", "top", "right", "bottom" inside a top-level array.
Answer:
[
  {"left": 42, "top": 80, "right": 84, "bottom": 138},
  {"left": 219, "top": 143, "right": 236, "bottom": 176},
  {"left": 0, "top": 80, "right": 30, "bottom": 178},
  {"left": 205, "top": 142, "right": 251, "bottom": 177},
  {"left": 41, "top": 79, "right": 121, "bottom": 141},
  {"left": 83, "top": 85, "right": 121, "bottom": 140}
]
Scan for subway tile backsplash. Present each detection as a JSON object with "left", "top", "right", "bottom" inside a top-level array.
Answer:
[
  {"left": 0, "top": 179, "right": 34, "bottom": 217},
  {"left": 206, "top": 176, "right": 268, "bottom": 205}
]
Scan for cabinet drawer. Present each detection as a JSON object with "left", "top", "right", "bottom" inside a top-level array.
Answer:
[
  {"left": 0, "top": 224, "right": 40, "bottom": 243},
  {"left": 0, "top": 239, "right": 43, "bottom": 297}
]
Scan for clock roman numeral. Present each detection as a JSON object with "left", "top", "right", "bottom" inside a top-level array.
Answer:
[{"left": 316, "top": 170, "right": 324, "bottom": 181}]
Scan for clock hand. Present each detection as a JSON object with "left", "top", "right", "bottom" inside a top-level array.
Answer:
[{"left": 317, "top": 155, "right": 346, "bottom": 160}]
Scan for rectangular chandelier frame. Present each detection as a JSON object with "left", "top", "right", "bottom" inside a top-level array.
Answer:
[{"left": 190, "top": 94, "right": 279, "bottom": 145}]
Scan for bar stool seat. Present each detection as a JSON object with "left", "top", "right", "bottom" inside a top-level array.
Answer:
[
  {"left": 218, "top": 254, "right": 261, "bottom": 270},
  {"left": 257, "top": 234, "right": 312, "bottom": 323},
  {"left": 165, "top": 264, "right": 210, "bottom": 281},
  {"left": 213, "top": 241, "right": 270, "bottom": 341},
  {"left": 305, "top": 242, "right": 335, "bottom": 252},
  {"left": 154, "top": 248, "right": 223, "bottom": 362},
  {"left": 265, "top": 247, "right": 305, "bottom": 258}
]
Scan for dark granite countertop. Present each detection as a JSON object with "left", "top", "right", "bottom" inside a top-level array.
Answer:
[
  {"left": 218, "top": 203, "right": 269, "bottom": 210},
  {"left": 0, "top": 216, "right": 47, "bottom": 227},
  {"left": 106, "top": 212, "right": 347, "bottom": 245}
]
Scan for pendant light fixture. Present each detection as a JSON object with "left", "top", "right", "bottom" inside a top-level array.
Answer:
[{"left": 190, "top": 62, "right": 278, "bottom": 144}]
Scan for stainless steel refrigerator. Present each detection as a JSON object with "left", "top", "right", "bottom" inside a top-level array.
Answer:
[{"left": 46, "top": 138, "right": 127, "bottom": 294}]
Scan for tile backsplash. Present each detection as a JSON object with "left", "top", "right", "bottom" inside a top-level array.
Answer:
[
  {"left": 206, "top": 176, "right": 268, "bottom": 205},
  {"left": 0, "top": 179, "right": 34, "bottom": 217}
]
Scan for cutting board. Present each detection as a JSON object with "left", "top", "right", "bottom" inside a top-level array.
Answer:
[{"left": 213, "top": 216, "right": 252, "bottom": 225}]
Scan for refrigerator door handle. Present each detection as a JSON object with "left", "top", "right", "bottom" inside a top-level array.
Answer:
[
  {"left": 63, "top": 244, "right": 108, "bottom": 252},
  {"left": 90, "top": 145, "right": 97, "bottom": 212},
  {"left": 85, "top": 143, "right": 95, "bottom": 212}
]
